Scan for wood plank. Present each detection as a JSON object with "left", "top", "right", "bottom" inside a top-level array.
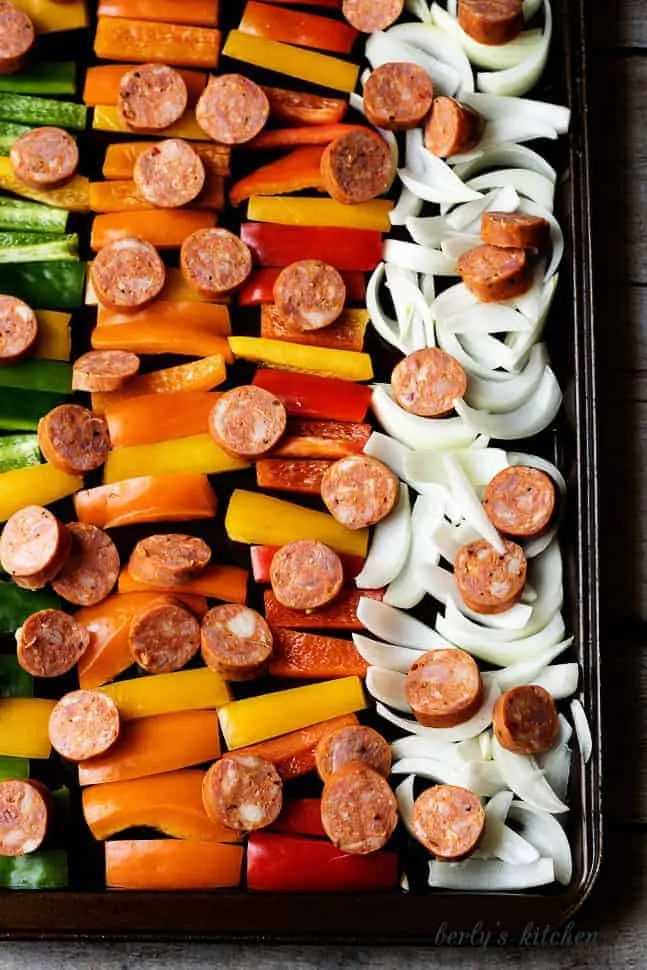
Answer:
[{"left": 590, "top": 0, "right": 647, "bottom": 49}]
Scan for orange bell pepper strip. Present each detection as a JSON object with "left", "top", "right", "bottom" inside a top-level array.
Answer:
[
  {"left": 92, "top": 323, "right": 232, "bottom": 359},
  {"left": 239, "top": 1, "right": 357, "bottom": 54},
  {"left": 102, "top": 142, "right": 230, "bottom": 180},
  {"left": 97, "top": 0, "right": 219, "bottom": 28},
  {"left": 95, "top": 17, "right": 221, "bottom": 69},
  {"left": 84, "top": 64, "right": 208, "bottom": 107},
  {"left": 226, "top": 714, "right": 357, "bottom": 780},
  {"left": 268, "top": 629, "right": 368, "bottom": 680},
  {"left": 91, "top": 355, "right": 226, "bottom": 412},
  {"left": 97, "top": 298, "right": 229, "bottom": 330},
  {"left": 104, "top": 390, "right": 220, "bottom": 448},
  {"left": 271, "top": 419, "right": 372, "bottom": 459},
  {"left": 229, "top": 146, "right": 325, "bottom": 208},
  {"left": 91, "top": 210, "right": 216, "bottom": 251},
  {"left": 83, "top": 771, "right": 241, "bottom": 842},
  {"left": 246, "top": 123, "right": 366, "bottom": 151},
  {"left": 99, "top": 668, "right": 231, "bottom": 720},
  {"left": 263, "top": 86, "right": 346, "bottom": 125},
  {"left": 118, "top": 563, "right": 248, "bottom": 604},
  {"left": 78, "top": 710, "right": 221, "bottom": 787},
  {"left": 261, "top": 305, "right": 369, "bottom": 353},
  {"left": 74, "top": 474, "right": 217, "bottom": 530},
  {"left": 256, "top": 458, "right": 330, "bottom": 496},
  {"left": 106, "top": 839, "right": 243, "bottom": 890},
  {"left": 264, "top": 588, "right": 383, "bottom": 631},
  {"left": 223, "top": 30, "right": 357, "bottom": 93},
  {"left": 89, "top": 177, "right": 225, "bottom": 213}
]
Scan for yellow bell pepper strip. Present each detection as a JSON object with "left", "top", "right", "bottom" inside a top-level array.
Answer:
[
  {"left": 89, "top": 176, "right": 225, "bottom": 213},
  {"left": 84, "top": 65, "right": 208, "bottom": 107},
  {"left": 92, "top": 355, "right": 227, "bottom": 412},
  {"left": 229, "top": 147, "right": 326, "bottom": 207},
  {"left": 261, "top": 305, "right": 368, "bottom": 352},
  {"left": 0, "top": 159, "right": 89, "bottom": 212},
  {"left": 0, "top": 698, "right": 55, "bottom": 758},
  {"left": 86, "top": 266, "right": 231, "bottom": 307},
  {"left": 103, "top": 391, "right": 220, "bottom": 448},
  {"left": 105, "top": 840, "right": 243, "bottom": 890},
  {"left": 118, "top": 563, "right": 249, "bottom": 603},
  {"left": 11, "top": 0, "right": 88, "bottom": 34},
  {"left": 34, "top": 310, "right": 71, "bottom": 361},
  {"left": 99, "top": 668, "right": 231, "bottom": 721},
  {"left": 94, "top": 17, "right": 221, "bottom": 69},
  {"left": 247, "top": 195, "right": 394, "bottom": 232},
  {"left": 223, "top": 30, "right": 358, "bottom": 93},
  {"left": 103, "top": 435, "right": 248, "bottom": 485},
  {"left": 0, "top": 463, "right": 81, "bottom": 522},
  {"left": 102, "top": 142, "right": 230, "bottom": 180},
  {"left": 92, "top": 105, "right": 209, "bottom": 141},
  {"left": 82, "top": 771, "right": 242, "bottom": 843},
  {"left": 74, "top": 474, "right": 217, "bottom": 530},
  {"left": 228, "top": 336, "right": 373, "bottom": 382},
  {"left": 225, "top": 489, "right": 368, "bottom": 557},
  {"left": 218, "top": 676, "right": 366, "bottom": 749}
]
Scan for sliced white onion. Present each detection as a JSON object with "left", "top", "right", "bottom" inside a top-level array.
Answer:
[
  {"left": 504, "top": 274, "right": 558, "bottom": 367},
  {"left": 392, "top": 757, "right": 505, "bottom": 797},
  {"left": 461, "top": 92, "right": 570, "bottom": 137},
  {"left": 386, "top": 23, "right": 475, "bottom": 96},
  {"left": 366, "top": 667, "right": 411, "bottom": 713},
  {"left": 401, "top": 129, "right": 482, "bottom": 206},
  {"left": 493, "top": 638, "right": 573, "bottom": 690},
  {"left": 353, "top": 633, "right": 422, "bottom": 673},
  {"left": 356, "top": 484, "right": 411, "bottom": 590},
  {"left": 570, "top": 699, "right": 593, "bottom": 764},
  {"left": 476, "top": 118, "right": 559, "bottom": 153},
  {"left": 366, "top": 263, "right": 409, "bottom": 355},
  {"left": 479, "top": 730, "right": 494, "bottom": 760},
  {"left": 492, "top": 737, "right": 568, "bottom": 813},
  {"left": 395, "top": 774, "right": 417, "bottom": 839},
  {"left": 357, "top": 596, "right": 447, "bottom": 650},
  {"left": 430, "top": 3, "right": 544, "bottom": 71},
  {"left": 429, "top": 857, "right": 555, "bottom": 890},
  {"left": 432, "top": 281, "right": 479, "bottom": 323},
  {"left": 421, "top": 272, "right": 436, "bottom": 306},
  {"left": 432, "top": 519, "right": 481, "bottom": 565},
  {"left": 537, "top": 741, "right": 571, "bottom": 802},
  {"left": 436, "top": 593, "right": 564, "bottom": 656},
  {"left": 517, "top": 197, "right": 564, "bottom": 280},
  {"left": 405, "top": 0, "right": 432, "bottom": 23},
  {"left": 508, "top": 801, "right": 573, "bottom": 885},
  {"left": 371, "top": 385, "right": 477, "bottom": 451},
  {"left": 452, "top": 144, "right": 556, "bottom": 192},
  {"left": 407, "top": 216, "right": 473, "bottom": 249},
  {"left": 441, "top": 234, "right": 480, "bottom": 260},
  {"left": 383, "top": 238, "right": 457, "bottom": 276},
  {"left": 477, "top": 790, "right": 540, "bottom": 864},
  {"left": 459, "top": 333, "right": 518, "bottom": 371},
  {"left": 385, "top": 263, "right": 435, "bottom": 351},
  {"left": 465, "top": 169, "right": 554, "bottom": 211},
  {"left": 376, "top": 675, "right": 500, "bottom": 742},
  {"left": 391, "top": 735, "right": 462, "bottom": 764},
  {"left": 465, "top": 344, "right": 548, "bottom": 413},
  {"left": 363, "top": 430, "right": 411, "bottom": 480},
  {"left": 477, "top": 0, "right": 552, "bottom": 97},
  {"left": 365, "top": 31, "right": 461, "bottom": 96},
  {"left": 385, "top": 489, "right": 446, "bottom": 609},
  {"left": 453, "top": 366, "right": 562, "bottom": 440},
  {"left": 523, "top": 0, "right": 544, "bottom": 19},
  {"left": 390, "top": 184, "right": 424, "bottom": 226},
  {"left": 442, "top": 452, "right": 505, "bottom": 552},
  {"left": 446, "top": 185, "right": 521, "bottom": 229},
  {"left": 441, "top": 325, "right": 516, "bottom": 383},
  {"left": 455, "top": 735, "right": 485, "bottom": 762},
  {"left": 442, "top": 303, "right": 533, "bottom": 335},
  {"left": 531, "top": 662, "right": 579, "bottom": 700},
  {"left": 405, "top": 446, "right": 508, "bottom": 489}
]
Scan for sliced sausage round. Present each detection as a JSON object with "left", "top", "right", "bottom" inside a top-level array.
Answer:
[
  {"left": 133, "top": 138, "right": 205, "bottom": 209},
  {"left": 342, "top": 0, "right": 404, "bottom": 32},
  {"left": 270, "top": 539, "right": 343, "bottom": 611},
  {"left": 321, "top": 454, "right": 399, "bottom": 530},
  {"left": 412, "top": 784, "right": 485, "bottom": 861},
  {"left": 91, "top": 237, "right": 166, "bottom": 310},
  {"left": 0, "top": 505, "right": 70, "bottom": 588},
  {"left": 49, "top": 689, "right": 121, "bottom": 762},
  {"left": 406, "top": 648, "right": 483, "bottom": 728},
  {"left": 458, "top": 0, "right": 523, "bottom": 46},
  {"left": 201, "top": 604, "right": 273, "bottom": 681},
  {"left": 315, "top": 724, "right": 392, "bottom": 781},
  {"left": 51, "top": 523, "right": 120, "bottom": 607},
  {"left": 38, "top": 404, "right": 111, "bottom": 476},
  {"left": 364, "top": 63, "right": 434, "bottom": 131},
  {"left": 483, "top": 465, "right": 556, "bottom": 538},
  {"left": 128, "top": 534, "right": 211, "bottom": 588},
  {"left": 0, "top": 780, "right": 50, "bottom": 856},
  {"left": 203, "top": 755, "right": 283, "bottom": 831},
  {"left": 391, "top": 347, "right": 468, "bottom": 417},
  {"left": 454, "top": 538, "right": 527, "bottom": 614},
  {"left": 481, "top": 211, "right": 550, "bottom": 250},
  {"left": 0, "top": 295, "right": 38, "bottom": 364},
  {"left": 321, "top": 129, "right": 392, "bottom": 205},
  {"left": 0, "top": 1, "right": 35, "bottom": 76},
  {"left": 457, "top": 243, "right": 532, "bottom": 303},
  {"left": 273, "top": 260, "right": 346, "bottom": 333},
  {"left": 118, "top": 63, "right": 188, "bottom": 132},
  {"left": 72, "top": 349, "right": 140, "bottom": 393},
  {"left": 128, "top": 597, "right": 201, "bottom": 674},
  {"left": 16, "top": 608, "right": 90, "bottom": 678},
  {"left": 196, "top": 74, "right": 269, "bottom": 145},
  {"left": 180, "top": 227, "right": 252, "bottom": 299},
  {"left": 321, "top": 763, "right": 398, "bottom": 854},
  {"left": 424, "top": 97, "right": 484, "bottom": 158},
  {"left": 493, "top": 684, "right": 559, "bottom": 755},
  {"left": 209, "top": 385, "right": 286, "bottom": 459},
  {"left": 10, "top": 127, "right": 79, "bottom": 189}
]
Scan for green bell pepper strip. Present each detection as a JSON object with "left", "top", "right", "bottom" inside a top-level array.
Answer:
[
  {"left": 0, "top": 434, "right": 41, "bottom": 474},
  {"left": 0, "top": 582, "right": 60, "bottom": 635},
  {"left": 0, "top": 261, "right": 86, "bottom": 308},
  {"left": 0, "top": 197, "right": 68, "bottom": 233},
  {"left": 0, "top": 388, "right": 65, "bottom": 431},
  {"left": 0, "top": 93, "right": 86, "bottom": 130},
  {"left": 0, "top": 360, "right": 72, "bottom": 394},
  {"left": 0, "top": 121, "right": 31, "bottom": 155},
  {"left": 0, "top": 232, "right": 78, "bottom": 263},
  {"left": 0, "top": 63, "right": 76, "bottom": 97},
  {"left": 0, "top": 851, "right": 68, "bottom": 889},
  {"left": 0, "top": 655, "right": 33, "bottom": 698},
  {"left": 0, "top": 756, "right": 29, "bottom": 780}
]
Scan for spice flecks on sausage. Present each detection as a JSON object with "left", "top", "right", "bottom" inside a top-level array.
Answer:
[
  {"left": 91, "top": 237, "right": 166, "bottom": 310},
  {"left": 201, "top": 604, "right": 273, "bottom": 681},
  {"left": 273, "top": 260, "right": 346, "bottom": 332},
  {"left": 454, "top": 538, "right": 527, "bottom": 614},
  {"left": 203, "top": 755, "right": 283, "bottom": 831},
  {"left": 16, "top": 609, "right": 90, "bottom": 678},
  {"left": 118, "top": 63, "right": 188, "bottom": 132},
  {"left": 269, "top": 539, "right": 344, "bottom": 611},
  {"left": 129, "top": 598, "right": 201, "bottom": 674},
  {"left": 391, "top": 347, "right": 467, "bottom": 417},
  {"left": 315, "top": 724, "right": 391, "bottom": 781},
  {"left": 321, "top": 454, "right": 399, "bottom": 530},
  {"left": 38, "top": 404, "right": 111, "bottom": 476},
  {"left": 483, "top": 465, "right": 556, "bottom": 538},
  {"left": 405, "top": 648, "right": 483, "bottom": 728},
  {"left": 209, "top": 385, "right": 286, "bottom": 458},
  {"left": 0, "top": 780, "right": 49, "bottom": 856},
  {"left": 321, "top": 129, "right": 392, "bottom": 205},
  {"left": 457, "top": 244, "right": 532, "bottom": 303},
  {"left": 458, "top": 0, "right": 523, "bottom": 46},
  {"left": 481, "top": 211, "right": 550, "bottom": 250},
  {"left": 412, "top": 784, "right": 485, "bottom": 860},
  {"left": 133, "top": 139, "right": 205, "bottom": 209},
  {"left": 72, "top": 350, "right": 140, "bottom": 393},
  {"left": 321, "top": 763, "right": 397, "bottom": 854},
  {"left": 180, "top": 227, "right": 252, "bottom": 298},
  {"left": 0, "top": 505, "right": 70, "bottom": 587},
  {"left": 0, "top": 1, "right": 35, "bottom": 76},
  {"left": 364, "top": 63, "right": 433, "bottom": 131},
  {"left": 196, "top": 74, "right": 269, "bottom": 145},
  {"left": 424, "top": 97, "right": 484, "bottom": 158},
  {"left": 10, "top": 127, "right": 79, "bottom": 189},
  {"left": 0, "top": 295, "right": 38, "bottom": 364},
  {"left": 342, "top": 0, "right": 404, "bottom": 33},
  {"left": 128, "top": 533, "right": 211, "bottom": 588},
  {"left": 492, "top": 684, "right": 559, "bottom": 755},
  {"left": 49, "top": 690, "right": 120, "bottom": 762}
]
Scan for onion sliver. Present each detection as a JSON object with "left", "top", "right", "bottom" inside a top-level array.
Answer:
[
  {"left": 493, "top": 638, "right": 573, "bottom": 690},
  {"left": 353, "top": 633, "right": 425, "bottom": 673},
  {"left": 441, "top": 235, "right": 480, "bottom": 260},
  {"left": 570, "top": 699, "right": 593, "bottom": 764},
  {"left": 446, "top": 185, "right": 521, "bottom": 229},
  {"left": 429, "top": 857, "right": 555, "bottom": 891},
  {"left": 405, "top": 446, "right": 508, "bottom": 489},
  {"left": 537, "top": 741, "right": 571, "bottom": 802},
  {"left": 432, "top": 520, "right": 481, "bottom": 565},
  {"left": 459, "top": 333, "right": 518, "bottom": 372},
  {"left": 465, "top": 344, "right": 548, "bottom": 413},
  {"left": 390, "top": 184, "right": 423, "bottom": 226},
  {"left": 437, "top": 321, "right": 514, "bottom": 382},
  {"left": 432, "top": 281, "right": 479, "bottom": 323},
  {"left": 385, "top": 262, "right": 435, "bottom": 351},
  {"left": 407, "top": 217, "right": 474, "bottom": 249},
  {"left": 508, "top": 801, "right": 573, "bottom": 885},
  {"left": 404, "top": 129, "right": 483, "bottom": 205},
  {"left": 366, "top": 263, "right": 409, "bottom": 355},
  {"left": 430, "top": 3, "right": 543, "bottom": 71},
  {"left": 395, "top": 775, "right": 417, "bottom": 839},
  {"left": 517, "top": 197, "right": 564, "bottom": 280},
  {"left": 357, "top": 596, "right": 448, "bottom": 650},
  {"left": 391, "top": 735, "right": 463, "bottom": 764},
  {"left": 356, "top": 484, "right": 411, "bottom": 589},
  {"left": 531, "top": 662, "right": 579, "bottom": 700},
  {"left": 465, "top": 169, "right": 554, "bottom": 211},
  {"left": 477, "top": 0, "right": 552, "bottom": 97},
  {"left": 461, "top": 92, "right": 569, "bottom": 137},
  {"left": 377, "top": 675, "right": 501, "bottom": 742},
  {"left": 363, "top": 430, "right": 412, "bottom": 480},
  {"left": 442, "top": 303, "right": 534, "bottom": 335},
  {"left": 436, "top": 605, "right": 566, "bottom": 665},
  {"left": 365, "top": 31, "right": 460, "bottom": 96},
  {"left": 372, "top": 384, "right": 477, "bottom": 451},
  {"left": 366, "top": 667, "right": 411, "bottom": 713},
  {"left": 472, "top": 117, "right": 558, "bottom": 152},
  {"left": 385, "top": 489, "right": 446, "bottom": 609},
  {"left": 452, "top": 142, "right": 556, "bottom": 186},
  {"left": 383, "top": 238, "right": 457, "bottom": 276},
  {"left": 442, "top": 452, "right": 505, "bottom": 552},
  {"left": 477, "top": 791, "right": 540, "bottom": 864},
  {"left": 523, "top": 0, "right": 544, "bottom": 19},
  {"left": 492, "top": 737, "right": 568, "bottom": 813},
  {"left": 392, "top": 757, "right": 505, "bottom": 797},
  {"left": 386, "top": 23, "right": 475, "bottom": 96},
  {"left": 405, "top": 0, "right": 432, "bottom": 23},
  {"left": 453, "top": 366, "right": 562, "bottom": 439},
  {"left": 504, "top": 274, "right": 558, "bottom": 367}
]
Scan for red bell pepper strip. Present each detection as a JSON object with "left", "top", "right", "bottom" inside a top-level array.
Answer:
[
  {"left": 261, "top": 304, "right": 368, "bottom": 353},
  {"left": 250, "top": 544, "right": 364, "bottom": 583},
  {"left": 263, "top": 86, "right": 346, "bottom": 125},
  {"left": 271, "top": 799, "right": 326, "bottom": 837},
  {"left": 229, "top": 147, "right": 325, "bottom": 207},
  {"left": 252, "top": 369, "right": 372, "bottom": 422},
  {"left": 240, "top": 223, "right": 383, "bottom": 271},
  {"left": 269, "top": 629, "right": 368, "bottom": 679},
  {"left": 264, "top": 588, "right": 383, "bottom": 630},
  {"left": 257, "top": 0, "right": 341, "bottom": 9},
  {"left": 247, "top": 832, "right": 399, "bottom": 891},
  {"left": 239, "top": 1, "right": 357, "bottom": 54},
  {"left": 238, "top": 268, "right": 366, "bottom": 307},
  {"left": 271, "top": 419, "right": 372, "bottom": 459},
  {"left": 246, "top": 123, "right": 367, "bottom": 151},
  {"left": 256, "top": 457, "right": 330, "bottom": 495}
]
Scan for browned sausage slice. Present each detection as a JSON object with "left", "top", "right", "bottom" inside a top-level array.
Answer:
[
  {"left": 0, "top": 1, "right": 35, "bottom": 76},
  {"left": 273, "top": 260, "right": 346, "bottom": 332},
  {"left": 10, "top": 127, "right": 79, "bottom": 189},
  {"left": 321, "top": 129, "right": 392, "bottom": 205},
  {"left": 321, "top": 763, "right": 398, "bottom": 854},
  {"left": 49, "top": 689, "right": 121, "bottom": 762},
  {"left": 364, "top": 63, "right": 434, "bottom": 131},
  {"left": 412, "top": 784, "right": 485, "bottom": 860},
  {"left": 38, "top": 404, "right": 111, "bottom": 476},
  {"left": 405, "top": 648, "right": 483, "bottom": 727},
  {"left": 91, "top": 237, "right": 166, "bottom": 310},
  {"left": 315, "top": 724, "right": 391, "bottom": 781},
  {"left": 72, "top": 350, "right": 140, "bottom": 393},
  {"left": 342, "top": 0, "right": 404, "bottom": 32},
  {"left": 180, "top": 227, "right": 252, "bottom": 299},
  {"left": 118, "top": 63, "right": 188, "bottom": 132},
  {"left": 196, "top": 74, "right": 269, "bottom": 145},
  {"left": 133, "top": 138, "right": 205, "bottom": 209},
  {"left": 0, "top": 779, "right": 50, "bottom": 856},
  {"left": 201, "top": 604, "right": 273, "bottom": 681},
  {"left": 458, "top": 0, "right": 523, "bottom": 46},
  {"left": 128, "top": 597, "right": 201, "bottom": 674},
  {"left": 269, "top": 539, "right": 343, "bottom": 611},
  {"left": 424, "top": 97, "right": 484, "bottom": 158},
  {"left": 481, "top": 211, "right": 550, "bottom": 250},
  {"left": 391, "top": 347, "right": 468, "bottom": 417},
  {"left": 51, "top": 523, "right": 120, "bottom": 607},
  {"left": 454, "top": 538, "right": 527, "bottom": 614},
  {"left": 457, "top": 244, "right": 532, "bottom": 303},
  {"left": 321, "top": 454, "right": 399, "bottom": 530},
  {"left": 0, "top": 295, "right": 38, "bottom": 364},
  {"left": 203, "top": 755, "right": 283, "bottom": 831},
  {"left": 483, "top": 465, "right": 556, "bottom": 538},
  {"left": 209, "top": 385, "right": 286, "bottom": 459},
  {"left": 0, "top": 505, "right": 70, "bottom": 588},
  {"left": 128, "top": 534, "right": 211, "bottom": 588},
  {"left": 16, "top": 608, "right": 90, "bottom": 677},
  {"left": 493, "top": 684, "right": 559, "bottom": 755}
]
